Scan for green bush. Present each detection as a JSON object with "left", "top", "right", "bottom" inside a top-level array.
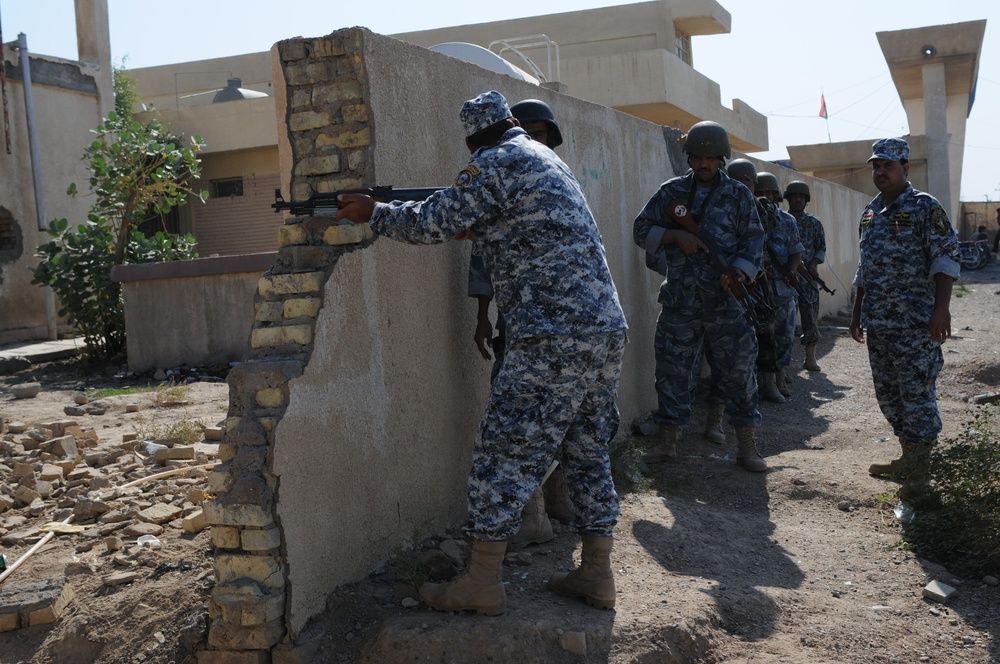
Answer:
[
  {"left": 31, "top": 68, "right": 206, "bottom": 362},
  {"left": 902, "top": 406, "right": 1000, "bottom": 577}
]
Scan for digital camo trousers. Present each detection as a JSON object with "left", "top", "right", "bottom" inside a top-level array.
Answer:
[
  {"left": 753, "top": 280, "right": 778, "bottom": 373},
  {"left": 773, "top": 295, "right": 798, "bottom": 368},
  {"left": 467, "top": 330, "right": 626, "bottom": 540},
  {"left": 653, "top": 293, "right": 761, "bottom": 427},
  {"left": 866, "top": 327, "right": 944, "bottom": 446},
  {"left": 798, "top": 283, "right": 821, "bottom": 347}
]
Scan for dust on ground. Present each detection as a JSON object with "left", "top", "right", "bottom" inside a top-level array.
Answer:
[{"left": 1, "top": 264, "right": 999, "bottom": 663}]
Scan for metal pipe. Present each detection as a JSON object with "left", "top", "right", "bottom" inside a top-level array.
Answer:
[
  {"left": 16, "top": 34, "right": 44, "bottom": 230},
  {"left": 0, "top": 13, "right": 12, "bottom": 153},
  {"left": 16, "top": 33, "right": 57, "bottom": 339}
]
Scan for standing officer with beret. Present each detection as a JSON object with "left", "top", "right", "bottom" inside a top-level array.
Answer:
[{"left": 849, "top": 138, "right": 961, "bottom": 479}]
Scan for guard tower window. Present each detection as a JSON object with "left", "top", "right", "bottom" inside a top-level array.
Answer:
[
  {"left": 675, "top": 31, "right": 692, "bottom": 66},
  {"left": 212, "top": 177, "right": 244, "bottom": 198}
]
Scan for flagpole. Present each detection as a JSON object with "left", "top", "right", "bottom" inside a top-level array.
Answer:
[{"left": 820, "top": 90, "right": 831, "bottom": 143}]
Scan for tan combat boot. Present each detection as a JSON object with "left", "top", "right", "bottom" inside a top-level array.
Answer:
[
  {"left": 775, "top": 367, "right": 792, "bottom": 398},
  {"left": 508, "top": 487, "right": 554, "bottom": 549},
  {"left": 868, "top": 442, "right": 920, "bottom": 478},
  {"left": 643, "top": 424, "right": 678, "bottom": 462},
  {"left": 735, "top": 425, "right": 767, "bottom": 472},
  {"left": 804, "top": 346, "right": 821, "bottom": 372},
  {"left": 704, "top": 404, "right": 726, "bottom": 445},
  {"left": 548, "top": 534, "right": 616, "bottom": 609},
  {"left": 759, "top": 372, "right": 786, "bottom": 403},
  {"left": 419, "top": 539, "right": 507, "bottom": 616}
]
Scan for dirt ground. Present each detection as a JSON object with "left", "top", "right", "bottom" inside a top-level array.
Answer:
[{"left": 2, "top": 262, "right": 999, "bottom": 663}]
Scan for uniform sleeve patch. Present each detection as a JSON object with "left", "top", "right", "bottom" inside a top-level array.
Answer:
[
  {"left": 931, "top": 206, "right": 952, "bottom": 235},
  {"left": 454, "top": 164, "right": 481, "bottom": 187}
]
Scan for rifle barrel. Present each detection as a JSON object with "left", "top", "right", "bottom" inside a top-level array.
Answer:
[{"left": 272, "top": 186, "right": 447, "bottom": 215}]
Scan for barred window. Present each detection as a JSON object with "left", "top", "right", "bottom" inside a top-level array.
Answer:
[
  {"left": 675, "top": 31, "right": 692, "bottom": 66},
  {"left": 212, "top": 177, "right": 244, "bottom": 198}
]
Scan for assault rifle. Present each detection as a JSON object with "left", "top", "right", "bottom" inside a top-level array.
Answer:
[
  {"left": 796, "top": 264, "right": 836, "bottom": 296},
  {"left": 272, "top": 186, "right": 447, "bottom": 216},
  {"left": 763, "top": 241, "right": 808, "bottom": 300},
  {"left": 665, "top": 199, "right": 763, "bottom": 327}
]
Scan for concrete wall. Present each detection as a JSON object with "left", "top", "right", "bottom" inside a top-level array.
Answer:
[
  {"left": 111, "top": 253, "right": 276, "bottom": 372},
  {"left": 269, "top": 30, "right": 669, "bottom": 635},
  {"left": 0, "top": 1, "right": 113, "bottom": 346},
  {"left": 0, "top": 48, "right": 111, "bottom": 345}
]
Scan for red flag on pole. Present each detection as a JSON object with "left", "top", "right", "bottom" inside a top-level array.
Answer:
[{"left": 819, "top": 94, "right": 828, "bottom": 119}]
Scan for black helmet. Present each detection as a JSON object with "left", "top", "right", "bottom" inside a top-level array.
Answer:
[
  {"left": 783, "top": 180, "right": 811, "bottom": 203},
  {"left": 726, "top": 158, "right": 757, "bottom": 185},
  {"left": 683, "top": 121, "right": 731, "bottom": 159},
  {"left": 510, "top": 99, "right": 563, "bottom": 147},
  {"left": 756, "top": 172, "right": 781, "bottom": 199}
]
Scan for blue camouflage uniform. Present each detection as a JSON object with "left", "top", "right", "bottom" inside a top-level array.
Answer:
[
  {"left": 633, "top": 169, "right": 764, "bottom": 427},
  {"left": 795, "top": 210, "right": 826, "bottom": 347},
  {"left": 770, "top": 207, "right": 805, "bottom": 368},
  {"left": 854, "top": 182, "right": 960, "bottom": 446},
  {"left": 369, "top": 97, "right": 627, "bottom": 540}
]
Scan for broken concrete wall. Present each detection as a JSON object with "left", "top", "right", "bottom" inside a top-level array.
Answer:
[{"left": 268, "top": 29, "right": 672, "bottom": 637}]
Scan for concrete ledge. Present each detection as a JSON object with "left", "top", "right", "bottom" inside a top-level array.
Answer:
[
  {"left": 111, "top": 252, "right": 278, "bottom": 283},
  {"left": 116, "top": 253, "right": 278, "bottom": 371}
]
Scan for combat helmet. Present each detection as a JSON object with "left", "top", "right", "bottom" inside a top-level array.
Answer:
[
  {"left": 683, "top": 121, "right": 731, "bottom": 159},
  {"left": 726, "top": 158, "right": 757, "bottom": 185},
  {"left": 756, "top": 172, "right": 781, "bottom": 199},
  {"left": 783, "top": 180, "right": 811, "bottom": 203},
  {"left": 510, "top": 99, "right": 563, "bottom": 147}
]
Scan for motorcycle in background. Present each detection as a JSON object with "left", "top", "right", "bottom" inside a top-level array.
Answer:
[{"left": 958, "top": 239, "right": 990, "bottom": 270}]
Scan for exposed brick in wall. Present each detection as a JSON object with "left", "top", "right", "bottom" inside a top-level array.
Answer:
[{"left": 198, "top": 28, "right": 373, "bottom": 662}]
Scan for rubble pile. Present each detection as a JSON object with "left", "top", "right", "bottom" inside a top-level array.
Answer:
[{"left": 0, "top": 409, "right": 219, "bottom": 633}]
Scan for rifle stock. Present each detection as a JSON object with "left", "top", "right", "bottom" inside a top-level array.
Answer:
[{"left": 272, "top": 186, "right": 447, "bottom": 216}]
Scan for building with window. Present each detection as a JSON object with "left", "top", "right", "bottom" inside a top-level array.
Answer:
[{"left": 126, "top": 0, "right": 768, "bottom": 257}]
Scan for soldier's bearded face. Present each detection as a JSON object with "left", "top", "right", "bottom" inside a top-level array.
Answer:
[
  {"left": 688, "top": 155, "right": 721, "bottom": 185},
  {"left": 871, "top": 159, "right": 908, "bottom": 197}
]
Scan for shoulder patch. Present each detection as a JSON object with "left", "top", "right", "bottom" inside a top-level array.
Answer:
[
  {"left": 454, "top": 164, "right": 481, "bottom": 187},
  {"left": 931, "top": 206, "right": 952, "bottom": 236}
]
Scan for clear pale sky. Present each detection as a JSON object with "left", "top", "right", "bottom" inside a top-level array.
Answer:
[{"left": 2, "top": 0, "right": 997, "bottom": 203}]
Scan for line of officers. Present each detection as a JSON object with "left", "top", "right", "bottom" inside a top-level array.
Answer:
[
  {"left": 631, "top": 120, "right": 829, "bottom": 475},
  {"left": 337, "top": 92, "right": 958, "bottom": 617},
  {"left": 471, "top": 108, "right": 829, "bottom": 479}
]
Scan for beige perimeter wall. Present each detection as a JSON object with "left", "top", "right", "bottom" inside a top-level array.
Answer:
[
  {"left": 267, "top": 30, "right": 868, "bottom": 635},
  {"left": 0, "top": 52, "right": 107, "bottom": 345}
]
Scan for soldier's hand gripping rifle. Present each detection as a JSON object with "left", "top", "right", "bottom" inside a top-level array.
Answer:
[
  {"left": 763, "top": 240, "right": 811, "bottom": 299},
  {"left": 272, "top": 186, "right": 447, "bottom": 216},
  {"left": 665, "top": 199, "right": 760, "bottom": 327},
  {"left": 796, "top": 263, "right": 836, "bottom": 295}
]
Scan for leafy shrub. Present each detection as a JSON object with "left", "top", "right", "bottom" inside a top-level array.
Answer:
[
  {"left": 902, "top": 406, "right": 1000, "bottom": 577},
  {"left": 31, "top": 72, "right": 206, "bottom": 361}
]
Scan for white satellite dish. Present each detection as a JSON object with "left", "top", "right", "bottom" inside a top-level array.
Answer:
[{"left": 429, "top": 42, "right": 540, "bottom": 85}]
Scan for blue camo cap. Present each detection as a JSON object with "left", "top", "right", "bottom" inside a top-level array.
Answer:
[
  {"left": 867, "top": 137, "right": 909, "bottom": 163},
  {"left": 460, "top": 90, "right": 512, "bottom": 137}
]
